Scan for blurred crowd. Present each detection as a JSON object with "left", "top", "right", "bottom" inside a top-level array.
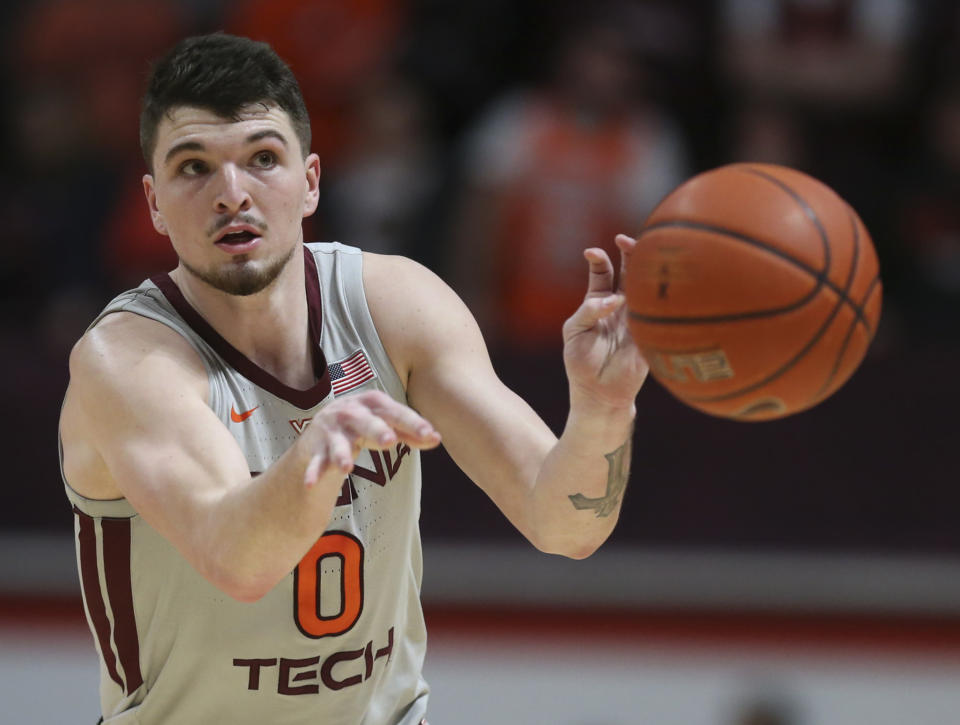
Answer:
[{"left": 1, "top": 0, "right": 958, "bottom": 536}]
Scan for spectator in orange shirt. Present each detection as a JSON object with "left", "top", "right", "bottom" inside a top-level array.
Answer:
[{"left": 449, "top": 12, "right": 689, "bottom": 352}]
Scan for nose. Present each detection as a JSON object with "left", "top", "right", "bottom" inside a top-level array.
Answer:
[{"left": 213, "top": 163, "right": 252, "bottom": 214}]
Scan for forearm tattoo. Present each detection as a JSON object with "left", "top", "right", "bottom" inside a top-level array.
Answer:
[{"left": 568, "top": 432, "right": 632, "bottom": 518}]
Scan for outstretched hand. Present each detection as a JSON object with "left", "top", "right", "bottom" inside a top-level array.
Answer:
[
  {"left": 302, "top": 390, "right": 441, "bottom": 487},
  {"left": 562, "top": 234, "right": 649, "bottom": 411}
]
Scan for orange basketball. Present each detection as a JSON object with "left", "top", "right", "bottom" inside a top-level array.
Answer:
[{"left": 624, "top": 163, "right": 882, "bottom": 421}]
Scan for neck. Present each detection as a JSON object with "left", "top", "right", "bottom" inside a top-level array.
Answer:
[{"left": 170, "top": 246, "right": 317, "bottom": 390}]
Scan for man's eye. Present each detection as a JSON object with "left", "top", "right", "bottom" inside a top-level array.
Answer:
[
  {"left": 253, "top": 151, "right": 277, "bottom": 168},
  {"left": 179, "top": 160, "right": 208, "bottom": 176}
]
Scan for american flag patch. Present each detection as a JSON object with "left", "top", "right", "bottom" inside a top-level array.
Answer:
[{"left": 329, "top": 349, "right": 376, "bottom": 395}]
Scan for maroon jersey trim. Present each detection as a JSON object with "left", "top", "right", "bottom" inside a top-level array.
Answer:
[
  {"left": 74, "top": 507, "right": 124, "bottom": 690},
  {"left": 150, "top": 246, "right": 332, "bottom": 409},
  {"left": 101, "top": 518, "right": 144, "bottom": 693}
]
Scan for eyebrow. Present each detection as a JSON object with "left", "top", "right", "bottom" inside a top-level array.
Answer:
[{"left": 163, "top": 130, "right": 290, "bottom": 166}]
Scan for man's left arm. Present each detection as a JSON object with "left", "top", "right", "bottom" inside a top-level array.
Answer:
[{"left": 363, "top": 235, "right": 648, "bottom": 558}]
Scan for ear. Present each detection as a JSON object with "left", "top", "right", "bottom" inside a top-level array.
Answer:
[
  {"left": 142, "top": 174, "right": 168, "bottom": 236},
  {"left": 302, "top": 153, "right": 321, "bottom": 218}
]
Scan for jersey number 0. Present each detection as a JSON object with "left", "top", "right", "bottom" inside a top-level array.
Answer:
[{"left": 294, "top": 531, "right": 364, "bottom": 638}]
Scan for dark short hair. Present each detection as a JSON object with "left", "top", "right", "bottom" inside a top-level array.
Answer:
[{"left": 140, "top": 33, "right": 311, "bottom": 171}]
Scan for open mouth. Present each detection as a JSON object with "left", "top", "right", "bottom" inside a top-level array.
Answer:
[{"left": 217, "top": 230, "right": 259, "bottom": 246}]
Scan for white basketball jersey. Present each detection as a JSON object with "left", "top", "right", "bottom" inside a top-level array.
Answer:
[{"left": 63, "top": 243, "right": 429, "bottom": 724}]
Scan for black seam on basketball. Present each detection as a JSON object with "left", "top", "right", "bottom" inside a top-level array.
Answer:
[
  {"left": 669, "top": 174, "right": 866, "bottom": 405},
  {"left": 680, "top": 283, "right": 851, "bottom": 404},
  {"left": 631, "top": 219, "right": 874, "bottom": 329},
  {"left": 633, "top": 168, "right": 876, "bottom": 327},
  {"left": 832, "top": 206, "right": 873, "bottom": 334},
  {"left": 631, "top": 220, "right": 824, "bottom": 323},
  {"left": 628, "top": 293, "right": 817, "bottom": 324},
  {"left": 811, "top": 311, "right": 861, "bottom": 406},
  {"left": 809, "top": 271, "right": 880, "bottom": 405},
  {"left": 808, "top": 206, "right": 864, "bottom": 402},
  {"left": 738, "top": 165, "right": 833, "bottom": 279},
  {"left": 683, "top": 271, "right": 882, "bottom": 406},
  {"left": 634, "top": 167, "right": 881, "bottom": 409},
  {"left": 857, "top": 275, "right": 881, "bottom": 338}
]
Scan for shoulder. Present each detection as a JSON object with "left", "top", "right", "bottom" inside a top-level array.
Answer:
[
  {"left": 361, "top": 251, "right": 441, "bottom": 297},
  {"left": 62, "top": 311, "right": 210, "bottom": 498},
  {"left": 361, "top": 252, "right": 485, "bottom": 383},
  {"left": 69, "top": 310, "right": 208, "bottom": 407},
  {"left": 361, "top": 252, "right": 471, "bottom": 328}
]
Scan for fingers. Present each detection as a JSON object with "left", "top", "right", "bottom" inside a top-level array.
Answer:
[
  {"left": 614, "top": 233, "right": 637, "bottom": 253},
  {"left": 303, "top": 433, "right": 356, "bottom": 488},
  {"left": 614, "top": 234, "right": 637, "bottom": 290},
  {"left": 303, "top": 391, "right": 441, "bottom": 487},
  {"left": 583, "top": 247, "right": 615, "bottom": 296},
  {"left": 359, "top": 391, "right": 441, "bottom": 446},
  {"left": 584, "top": 235, "right": 638, "bottom": 297},
  {"left": 333, "top": 392, "right": 441, "bottom": 449},
  {"left": 563, "top": 292, "right": 626, "bottom": 340}
]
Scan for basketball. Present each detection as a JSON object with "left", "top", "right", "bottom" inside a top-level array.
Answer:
[{"left": 624, "top": 163, "right": 882, "bottom": 421}]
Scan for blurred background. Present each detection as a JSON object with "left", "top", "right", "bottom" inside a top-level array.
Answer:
[{"left": 1, "top": 0, "right": 959, "bottom": 722}]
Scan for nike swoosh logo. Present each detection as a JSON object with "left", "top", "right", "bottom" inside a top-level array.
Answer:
[{"left": 230, "top": 405, "right": 259, "bottom": 423}]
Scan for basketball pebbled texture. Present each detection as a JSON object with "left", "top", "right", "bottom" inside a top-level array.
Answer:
[{"left": 624, "top": 163, "right": 882, "bottom": 421}]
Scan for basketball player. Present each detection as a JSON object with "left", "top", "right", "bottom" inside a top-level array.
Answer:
[{"left": 58, "top": 34, "right": 648, "bottom": 724}]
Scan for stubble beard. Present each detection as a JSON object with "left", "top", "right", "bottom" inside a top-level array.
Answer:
[{"left": 180, "top": 243, "right": 298, "bottom": 297}]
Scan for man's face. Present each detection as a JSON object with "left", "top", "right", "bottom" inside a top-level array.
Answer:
[{"left": 143, "top": 104, "right": 320, "bottom": 296}]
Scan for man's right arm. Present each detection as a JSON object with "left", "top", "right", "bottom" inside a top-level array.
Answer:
[{"left": 61, "top": 312, "right": 439, "bottom": 602}]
